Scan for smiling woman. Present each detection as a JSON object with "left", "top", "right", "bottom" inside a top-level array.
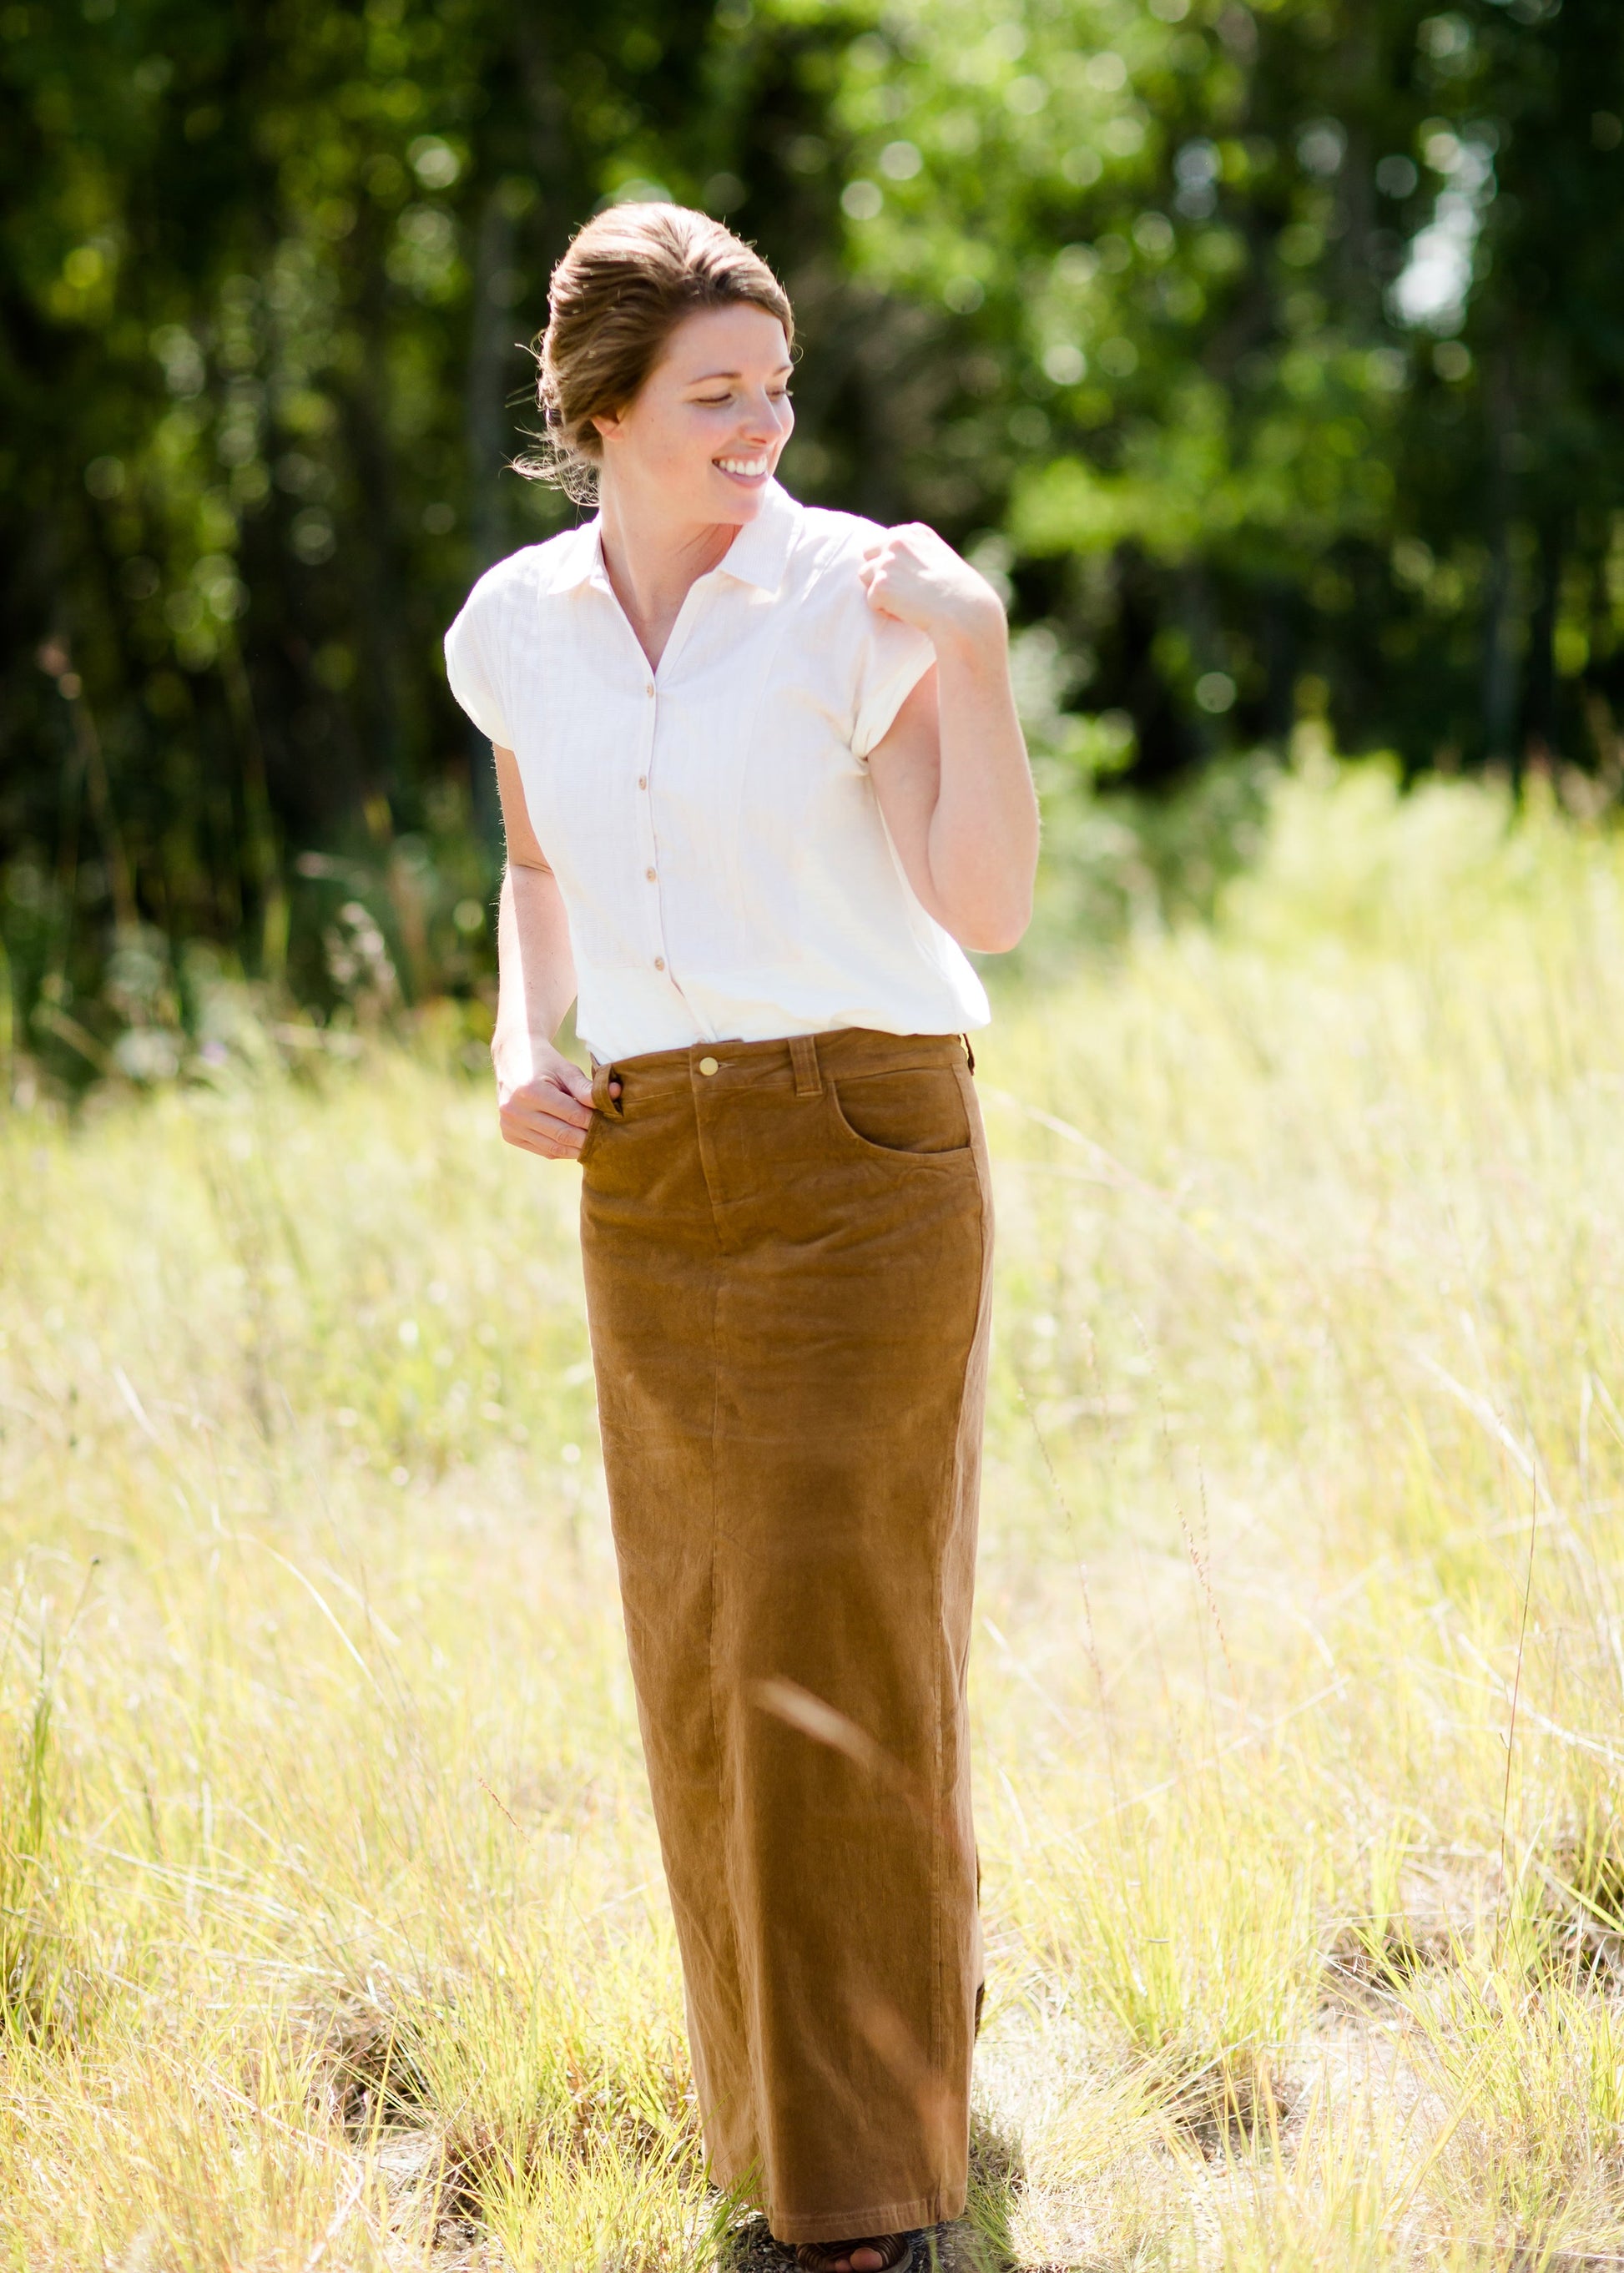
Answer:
[
  {"left": 519, "top": 203, "right": 795, "bottom": 507},
  {"left": 443, "top": 202, "right": 1036, "bottom": 2273}
]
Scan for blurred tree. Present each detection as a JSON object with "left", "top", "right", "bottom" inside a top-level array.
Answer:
[
  {"left": 0, "top": 0, "right": 860, "bottom": 1067},
  {"left": 819, "top": 0, "right": 1624, "bottom": 785},
  {"left": 2, "top": 0, "right": 1621, "bottom": 1092}
]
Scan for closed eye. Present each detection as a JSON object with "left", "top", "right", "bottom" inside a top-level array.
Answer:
[{"left": 689, "top": 386, "right": 793, "bottom": 406}]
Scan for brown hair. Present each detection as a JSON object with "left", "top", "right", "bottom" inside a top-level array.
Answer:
[{"left": 520, "top": 204, "right": 794, "bottom": 503}]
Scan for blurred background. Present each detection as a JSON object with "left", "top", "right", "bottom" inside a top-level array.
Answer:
[{"left": 3, "top": 0, "right": 1620, "bottom": 1098}]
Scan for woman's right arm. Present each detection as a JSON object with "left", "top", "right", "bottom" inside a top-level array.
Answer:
[{"left": 489, "top": 743, "right": 612, "bottom": 1161}]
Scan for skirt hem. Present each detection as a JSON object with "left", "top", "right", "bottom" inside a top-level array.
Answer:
[{"left": 760, "top": 2185, "right": 966, "bottom": 2246}]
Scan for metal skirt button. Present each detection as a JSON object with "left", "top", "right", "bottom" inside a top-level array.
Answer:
[{"left": 699, "top": 1056, "right": 719, "bottom": 1076}]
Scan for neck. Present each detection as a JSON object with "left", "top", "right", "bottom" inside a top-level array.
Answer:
[{"left": 596, "top": 477, "right": 744, "bottom": 664}]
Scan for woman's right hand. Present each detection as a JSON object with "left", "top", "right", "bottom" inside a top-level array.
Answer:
[{"left": 493, "top": 1038, "right": 615, "bottom": 1161}]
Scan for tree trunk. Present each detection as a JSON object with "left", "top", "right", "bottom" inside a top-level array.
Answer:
[
  {"left": 1522, "top": 515, "right": 1562, "bottom": 771},
  {"left": 464, "top": 187, "right": 522, "bottom": 851},
  {"left": 1480, "top": 352, "right": 1520, "bottom": 769}
]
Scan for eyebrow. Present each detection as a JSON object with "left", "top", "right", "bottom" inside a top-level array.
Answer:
[{"left": 682, "top": 365, "right": 795, "bottom": 385}]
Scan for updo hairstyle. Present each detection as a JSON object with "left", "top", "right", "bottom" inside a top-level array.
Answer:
[{"left": 522, "top": 204, "right": 794, "bottom": 503}]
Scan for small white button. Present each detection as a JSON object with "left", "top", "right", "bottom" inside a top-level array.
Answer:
[
  {"left": 699, "top": 1056, "right": 719, "bottom": 1076},
  {"left": 645, "top": 867, "right": 657, "bottom": 882},
  {"left": 638, "top": 775, "right": 648, "bottom": 789},
  {"left": 645, "top": 682, "right": 655, "bottom": 698},
  {"left": 653, "top": 956, "right": 665, "bottom": 971}
]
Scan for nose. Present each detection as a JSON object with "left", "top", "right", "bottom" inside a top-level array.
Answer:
[{"left": 739, "top": 384, "right": 791, "bottom": 442}]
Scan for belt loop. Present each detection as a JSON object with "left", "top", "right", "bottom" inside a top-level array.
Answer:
[
  {"left": 590, "top": 1057, "right": 624, "bottom": 1117},
  {"left": 789, "top": 1033, "right": 823, "bottom": 1098},
  {"left": 961, "top": 1033, "right": 976, "bottom": 1077}
]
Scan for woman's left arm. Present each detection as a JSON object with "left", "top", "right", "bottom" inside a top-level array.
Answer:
[{"left": 861, "top": 524, "right": 1038, "bottom": 954}]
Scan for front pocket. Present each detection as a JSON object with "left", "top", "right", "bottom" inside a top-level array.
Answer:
[{"left": 827, "top": 1065, "right": 974, "bottom": 1162}]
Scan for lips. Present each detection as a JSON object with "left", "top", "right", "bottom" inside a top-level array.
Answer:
[{"left": 715, "top": 455, "right": 770, "bottom": 479}]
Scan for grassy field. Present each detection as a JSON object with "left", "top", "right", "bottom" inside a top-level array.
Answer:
[{"left": 5, "top": 759, "right": 1624, "bottom": 2271}]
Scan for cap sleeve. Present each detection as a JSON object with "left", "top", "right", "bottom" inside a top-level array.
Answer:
[
  {"left": 444, "top": 585, "right": 513, "bottom": 748},
  {"left": 851, "top": 603, "right": 936, "bottom": 761}
]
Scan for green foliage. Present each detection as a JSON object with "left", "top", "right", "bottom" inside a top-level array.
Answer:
[
  {"left": 3, "top": 0, "right": 1622, "bottom": 1098},
  {"left": 0, "top": 0, "right": 864, "bottom": 1090},
  {"left": 825, "top": 0, "right": 1624, "bottom": 781}
]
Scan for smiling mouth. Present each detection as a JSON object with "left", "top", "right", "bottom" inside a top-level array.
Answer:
[{"left": 715, "top": 455, "right": 771, "bottom": 479}]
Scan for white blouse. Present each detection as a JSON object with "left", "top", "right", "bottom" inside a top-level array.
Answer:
[{"left": 443, "top": 476, "right": 991, "bottom": 1063}]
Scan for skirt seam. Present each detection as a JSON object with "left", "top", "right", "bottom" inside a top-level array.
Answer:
[
  {"left": 948, "top": 1059, "right": 995, "bottom": 2084},
  {"left": 706, "top": 1258, "right": 754, "bottom": 2180}
]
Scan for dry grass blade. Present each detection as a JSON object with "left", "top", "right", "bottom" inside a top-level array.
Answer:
[{"left": 5, "top": 763, "right": 1624, "bottom": 2265}]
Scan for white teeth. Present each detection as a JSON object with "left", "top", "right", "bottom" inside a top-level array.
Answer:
[{"left": 717, "top": 456, "right": 767, "bottom": 476}]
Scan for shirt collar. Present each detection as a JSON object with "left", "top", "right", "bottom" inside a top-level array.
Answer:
[
  {"left": 539, "top": 477, "right": 799, "bottom": 600},
  {"left": 713, "top": 476, "right": 798, "bottom": 593},
  {"left": 537, "top": 518, "right": 603, "bottom": 597}
]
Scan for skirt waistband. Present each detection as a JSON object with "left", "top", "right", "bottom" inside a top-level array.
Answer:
[{"left": 589, "top": 1026, "right": 975, "bottom": 1117}]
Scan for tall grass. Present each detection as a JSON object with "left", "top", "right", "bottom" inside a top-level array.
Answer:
[{"left": 4, "top": 758, "right": 1624, "bottom": 2269}]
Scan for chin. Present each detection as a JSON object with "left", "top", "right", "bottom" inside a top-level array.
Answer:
[{"left": 704, "top": 468, "right": 775, "bottom": 521}]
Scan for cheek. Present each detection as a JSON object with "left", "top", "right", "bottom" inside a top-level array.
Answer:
[
  {"left": 627, "top": 410, "right": 713, "bottom": 476},
  {"left": 678, "top": 416, "right": 729, "bottom": 471}
]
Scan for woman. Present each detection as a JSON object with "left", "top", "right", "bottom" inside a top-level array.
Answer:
[{"left": 445, "top": 204, "right": 1036, "bottom": 2273}]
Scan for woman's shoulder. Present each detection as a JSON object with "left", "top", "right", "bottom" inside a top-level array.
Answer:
[
  {"left": 777, "top": 501, "right": 900, "bottom": 624},
  {"left": 789, "top": 499, "right": 890, "bottom": 576},
  {"left": 452, "top": 526, "right": 589, "bottom": 630},
  {"left": 443, "top": 528, "right": 593, "bottom": 742}
]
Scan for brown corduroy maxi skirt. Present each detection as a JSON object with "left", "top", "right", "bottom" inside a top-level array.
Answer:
[{"left": 577, "top": 1025, "right": 993, "bottom": 2246}]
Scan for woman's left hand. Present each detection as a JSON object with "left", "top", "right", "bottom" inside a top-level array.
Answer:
[{"left": 859, "top": 522, "right": 1005, "bottom": 648}]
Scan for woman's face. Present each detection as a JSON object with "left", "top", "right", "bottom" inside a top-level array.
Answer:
[{"left": 593, "top": 302, "right": 794, "bottom": 525}]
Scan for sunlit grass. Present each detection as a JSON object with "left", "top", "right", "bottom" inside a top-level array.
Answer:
[{"left": 5, "top": 759, "right": 1624, "bottom": 2268}]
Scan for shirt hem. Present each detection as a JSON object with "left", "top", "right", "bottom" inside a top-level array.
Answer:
[{"left": 577, "top": 1003, "right": 991, "bottom": 1065}]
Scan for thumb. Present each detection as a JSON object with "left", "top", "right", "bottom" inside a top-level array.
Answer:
[{"left": 554, "top": 1058, "right": 594, "bottom": 1106}]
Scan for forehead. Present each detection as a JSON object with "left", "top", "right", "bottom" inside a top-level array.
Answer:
[{"left": 657, "top": 302, "right": 791, "bottom": 379}]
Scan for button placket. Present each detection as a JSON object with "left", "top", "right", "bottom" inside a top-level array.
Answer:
[
  {"left": 635, "top": 679, "right": 664, "bottom": 975},
  {"left": 593, "top": 571, "right": 707, "bottom": 1005},
  {"left": 638, "top": 680, "right": 694, "bottom": 1013},
  {"left": 637, "top": 583, "right": 713, "bottom": 1000}
]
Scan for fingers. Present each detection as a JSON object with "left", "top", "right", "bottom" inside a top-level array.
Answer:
[
  {"left": 497, "top": 1071, "right": 592, "bottom": 1160},
  {"left": 864, "top": 522, "right": 936, "bottom": 554},
  {"left": 863, "top": 522, "right": 936, "bottom": 551},
  {"left": 497, "top": 1069, "right": 624, "bottom": 1161},
  {"left": 860, "top": 527, "right": 951, "bottom": 602},
  {"left": 532, "top": 1080, "right": 592, "bottom": 1131},
  {"left": 552, "top": 1058, "right": 594, "bottom": 1109},
  {"left": 500, "top": 1100, "right": 588, "bottom": 1159}
]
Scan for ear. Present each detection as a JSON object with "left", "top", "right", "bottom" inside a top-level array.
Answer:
[{"left": 591, "top": 410, "right": 623, "bottom": 441}]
